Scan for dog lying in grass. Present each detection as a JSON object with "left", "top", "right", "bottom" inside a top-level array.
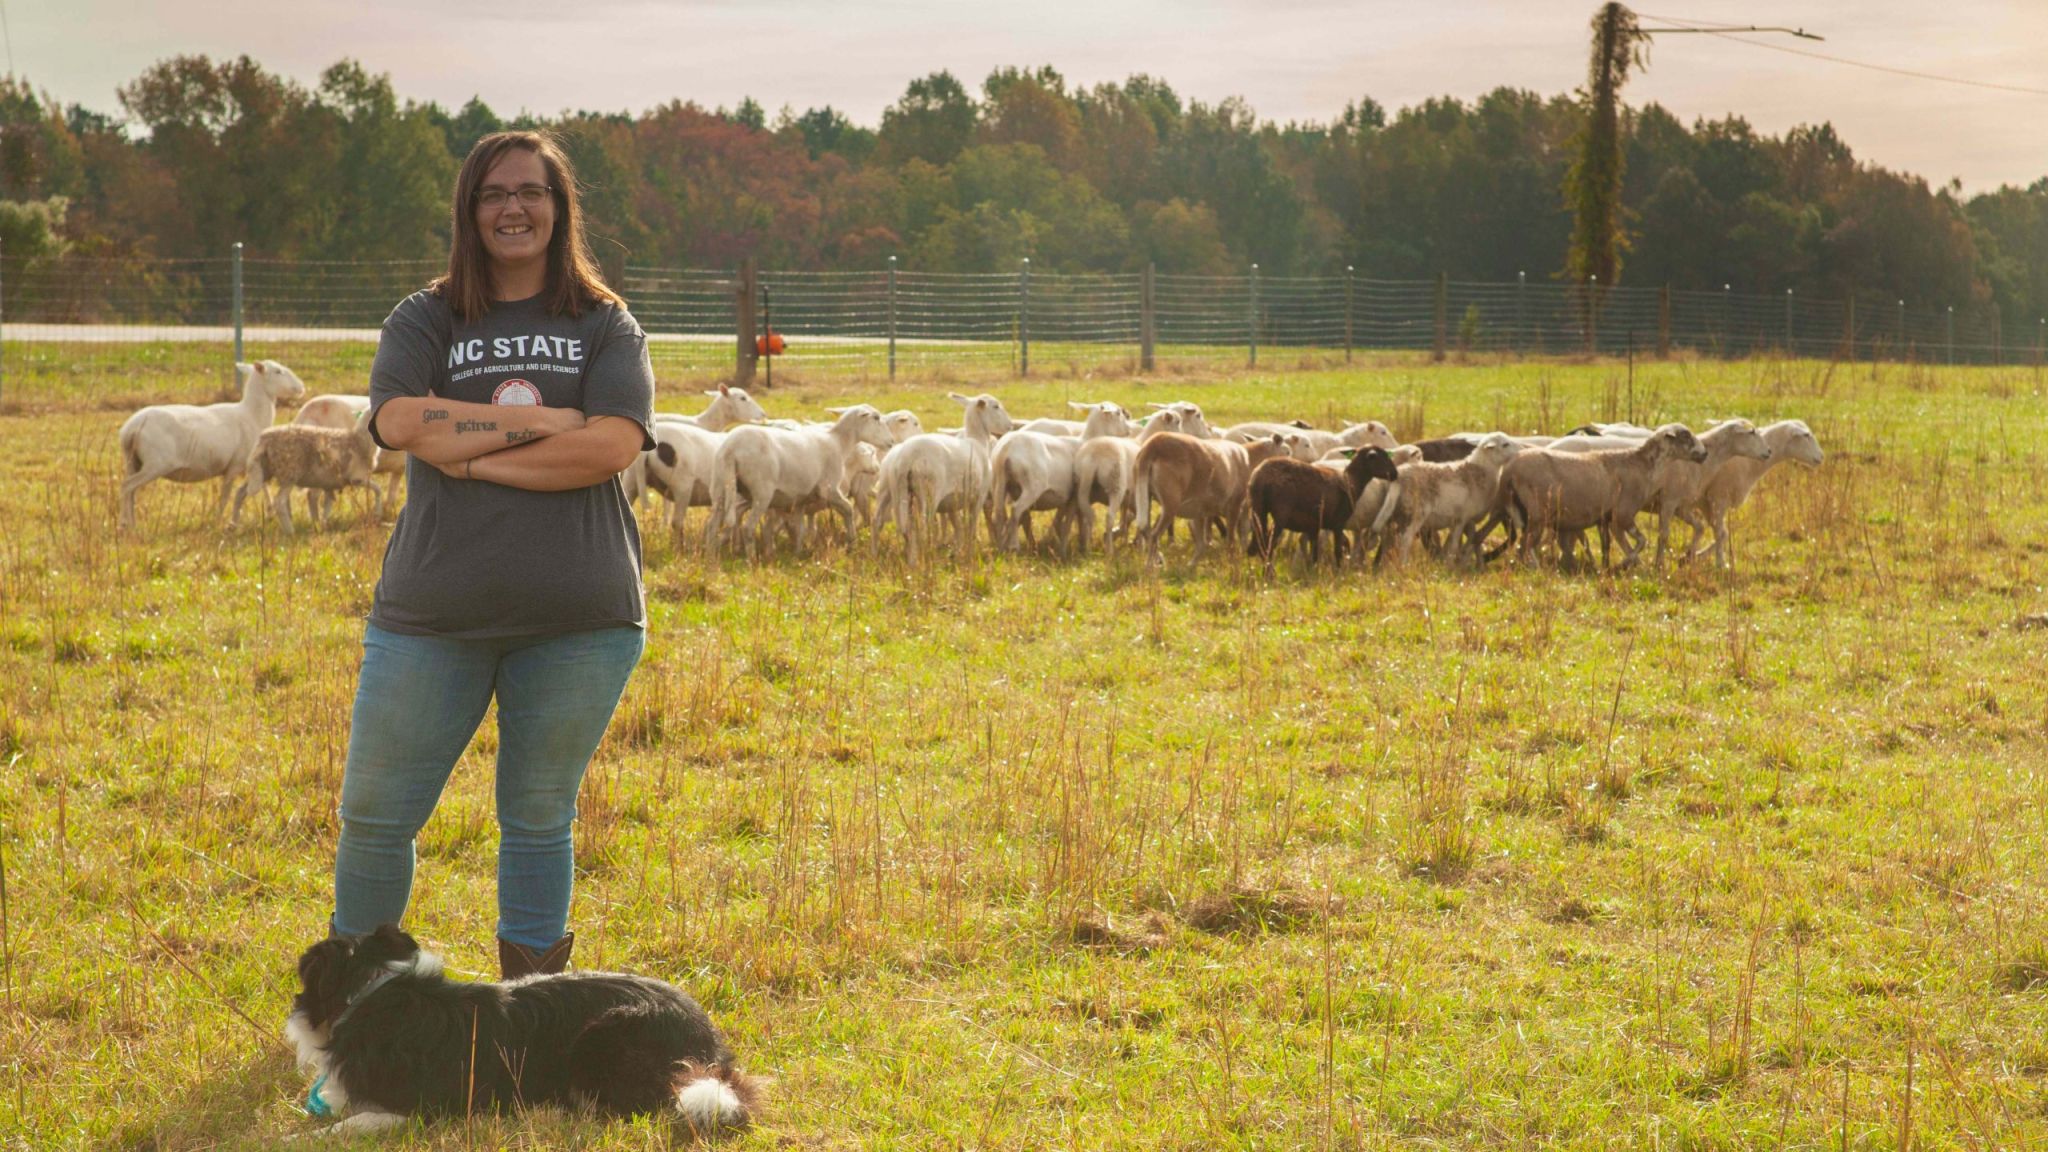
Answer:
[{"left": 285, "top": 924, "right": 759, "bottom": 1138}]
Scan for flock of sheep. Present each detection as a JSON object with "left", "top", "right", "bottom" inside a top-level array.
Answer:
[{"left": 113, "top": 360, "right": 1826, "bottom": 573}]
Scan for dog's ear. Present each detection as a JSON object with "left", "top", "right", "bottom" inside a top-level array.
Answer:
[
  {"left": 360, "top": 923, "right": 420, "bottom": 966},
  {"left": 296, "top": 937, "right": 355, "bottom": 1028}
]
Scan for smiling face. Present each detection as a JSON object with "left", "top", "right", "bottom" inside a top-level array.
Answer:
[{"left": 474, "top": 147, "right": 556, "bottom": 280}]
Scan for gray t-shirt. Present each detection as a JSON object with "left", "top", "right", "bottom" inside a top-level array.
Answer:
[{"left": 366, "top": 288, "right": 655, "bottom": 639}]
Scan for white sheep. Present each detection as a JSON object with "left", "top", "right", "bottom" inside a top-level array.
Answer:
[
  {"left": 874, "top": 392, "right": 1015, "bottom": 562},
  {"left": 1144, "top": 401, "right": 1215, "bottom": 439},
  {"left": 706, "top": 405, "right": 896, "bottom": 557},
  {"left": 1227, "top": 420, "right": 1395, "bottom": 457},
  {"left": 1072, "top": 408, "right": 1186, "bottom": 552},
  {"left": 844, "top": 441, "right": 885, "bottom": 530},
  {"left": 1686, "top": 419, "right": 1824, "bottom": 569},
  {"left": 294, "top": 394, "right": 405, "bottom": 521},
  {"left": 1220, "top": 419, "right": 1314, "bottom": 442},
  {"left": 230, "top": 411, "right": 380, "bottom": 535},
  {"left": 1645, "top": 419, "right": 1773, "bottom": 565},
  {"left": 882, "top": 409, "right": 925, "bottom": 444},
  {"left": 118, "top": 360, "right": 307, "bottom": 530},
  {"left": 1375, "top": 433, "right": 1524, "bottom": 566},
  {"left": 633, "top": 386, "right": 772, "bottom": 543},
  {"left": 990, "top": 402, "right": 1135, "bottom": 554},
  {"left": 1492, "top": 425, "right": 1707, "bottom": 569}
]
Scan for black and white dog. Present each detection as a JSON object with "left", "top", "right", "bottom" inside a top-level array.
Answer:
[{"left": 286, "top": 924, "right": 759, "bottom": 1138}]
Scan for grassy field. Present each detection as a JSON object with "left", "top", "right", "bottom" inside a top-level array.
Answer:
[{"left": 2, "top": 352, "right": 2046, "bottom": 1149}]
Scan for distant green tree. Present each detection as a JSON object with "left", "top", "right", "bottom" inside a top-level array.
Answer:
[
  {"left": 1158, "top": 98, "right": 1311, "bottom": 271},
  {"left": 731, "top": 98, "right": 766, "bottom": 131},
  {"left": 118, "top": 55, "right": 327, "bottom": 256},
  {"left": 915, "top": 200, "right": 1040, "bottom": 272},
  {"left": 0, "top": 195, "right": 71, "bottom": 266},
  {"left": 980, "top": 66, "right": 1080, "bottom": 167},
  {"left": 1135, "top": 197, "right": 1230, "bottom": 274},
  {"left": 425, "top": 96, "right": 503, "bottom": 162},
  {"left": 1968, "top": 179, "right": 2048, "bottom": 334},
  {"left": 0, "top": 79, "right": 85, "bottom": 200},
  {"left": 1562, "top": 2, "right": 1647, "bottom": 289},
  {"left": 310, "top": 61, "right": 454, "bottom": 261},
  {"left": 876, "top": 71, "right": 978, "bottom": 167},
  {"left": 791, "top": 106, "right": 876, "bottom": 163}
]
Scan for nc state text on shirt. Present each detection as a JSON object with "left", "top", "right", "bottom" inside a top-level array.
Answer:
[
  {"left": 449, "top": 361, "right": 582, "bottom": 384},
  {"left": 446, "top": 335, "right": 586, "bottom": 368}
]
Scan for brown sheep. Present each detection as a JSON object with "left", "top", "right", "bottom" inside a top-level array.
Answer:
[
  {"left": 231, "top": 413, "right": 381, "bottom": 535},
  {"left": 1410, "top": 437, "right": 1479, "bottom": 462},
  {"left": 1132, "top": 432, "right": 1254, "bottom": 562},
  {"left": 1497, "top": 424, "right": 1708, "bottom": 569},
  {"left": 1248, "top": 447, "right": 1400, "bottom": 570}
]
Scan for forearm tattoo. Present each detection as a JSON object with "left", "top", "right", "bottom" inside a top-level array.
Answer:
[
  {"left": 506, "top": 429, "right": 538, "bottom": 444},
  {"left": 422, "top": 409, "right": 448, "bottom": 423},
  {"left": 454, "top": 420, "right": 497, "bottom": 433}
]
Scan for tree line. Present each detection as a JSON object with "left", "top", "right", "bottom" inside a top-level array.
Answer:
[{"left": 0, "top": 56, "right": 2044, "bottom": 330}]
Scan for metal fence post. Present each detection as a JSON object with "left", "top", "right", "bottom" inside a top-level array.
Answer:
[
  {"left": 1247, "top": 264, "right": 1259, "bottom": 368},
  {"left": 1585, "top": 275, "right": 1598, "bottom": 355},
  {"left": 1992, "top": 307, "right": 2001, "bottom": 364},
  {"left": 734, "top": 258, "right": 758, "bottom": 384},
  {"left": 1897, "top": 299, "right": 1906, "bottom": 359},
  {"left": 232, "top": 241, "right": 245, "bottom": 366},
  {"left": 1784, "top": 287, "right": 1793, "bottom": 356},
  {"left": 1946, "top": 305, "right": 1955, "bottom": 366},
  {"left": 1657, "top": 284, "right": 1671, "bottom": 359},
  {"left": 1842, "top": 295, "right": 1856, "bottom": 362},
  {"left": 886, "top": 256, "right": 897, "bottom": 381},
  {"left": 1140, "top": 262, "right": 1156, "bottom": 372},
  {"left": 1721, "top": 284, "right": 1732, "bottom": 358},
  {"left": 1434, "top": 272, "right": 1449, "bottom": 362},
  {"left": 0, "top": 235, "right": 6, "bottom": 407},
  {"left": 1516, "top": 270, "right": 1527, "bottom": 354},
  {"left": 1019, "top": 257, "right": 1031, "bottom": 377},
  {"left": 1343, "top": 265, "right": 1354, "bottom": 363}
]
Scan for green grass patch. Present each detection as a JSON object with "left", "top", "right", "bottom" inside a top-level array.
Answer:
[{"left": 1, "top": 353, "right": 2046, "bottom": 1147}]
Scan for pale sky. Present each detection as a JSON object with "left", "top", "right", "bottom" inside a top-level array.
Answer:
[{"left": 12, "top": 0, "right": 2047, "bottom": 193}]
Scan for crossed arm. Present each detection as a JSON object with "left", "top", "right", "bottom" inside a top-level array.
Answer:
[{"left": 374, "top": 396, "right": 644, "bottom": 492}]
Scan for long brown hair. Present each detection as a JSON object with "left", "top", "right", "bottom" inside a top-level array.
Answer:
[{"left": 433, "top": 130, "right": 621, "bottom": 323}]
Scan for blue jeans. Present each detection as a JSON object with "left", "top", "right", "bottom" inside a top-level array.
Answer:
[{"left": 332, "top": 623, "right": 645, "bottom": 949}]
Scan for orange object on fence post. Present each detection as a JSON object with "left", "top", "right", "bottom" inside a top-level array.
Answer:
[{"left": 755, "top": 332, "right": 786, "bottom": 356}]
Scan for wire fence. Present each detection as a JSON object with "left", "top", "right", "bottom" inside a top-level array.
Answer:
[{"left": 4, "top": 248, "right": 2044, "bottom": 407}]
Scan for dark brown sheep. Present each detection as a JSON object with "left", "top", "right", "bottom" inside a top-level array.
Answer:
[
  {"left": 1411, "top": 437, "right": 1478, "bottom": 462},
  {"left": 1247, "top": 446, "right": 1400, "bottom": 569}
]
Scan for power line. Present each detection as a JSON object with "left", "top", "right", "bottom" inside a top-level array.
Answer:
[
  {"left": 0, "top": 0, "right": 14, "bottom": 77},
  {"left": 1638, "top": 11, "right": 2048, "bottom": 97}
]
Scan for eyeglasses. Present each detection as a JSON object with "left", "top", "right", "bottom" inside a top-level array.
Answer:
[{"left": 475, "top": 184, "right": 553, "bottom": 210}]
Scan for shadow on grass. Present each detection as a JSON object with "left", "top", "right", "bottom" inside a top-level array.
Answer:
[{"left": 111, "top": 1052, "right": 300, "bottom": 1151}]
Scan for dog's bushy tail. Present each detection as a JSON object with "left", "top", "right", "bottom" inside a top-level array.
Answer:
[{"left": 674, "top": 1062, "right": 762, "bottom": 1139}]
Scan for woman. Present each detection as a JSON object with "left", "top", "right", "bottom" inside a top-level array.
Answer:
[{"left": 336, "top": 130, "right": 654, "bottom": 978}]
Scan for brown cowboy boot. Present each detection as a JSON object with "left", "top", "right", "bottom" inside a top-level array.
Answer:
[{"left": 499, "top": 932, "right": 574, "bottom": 980}]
